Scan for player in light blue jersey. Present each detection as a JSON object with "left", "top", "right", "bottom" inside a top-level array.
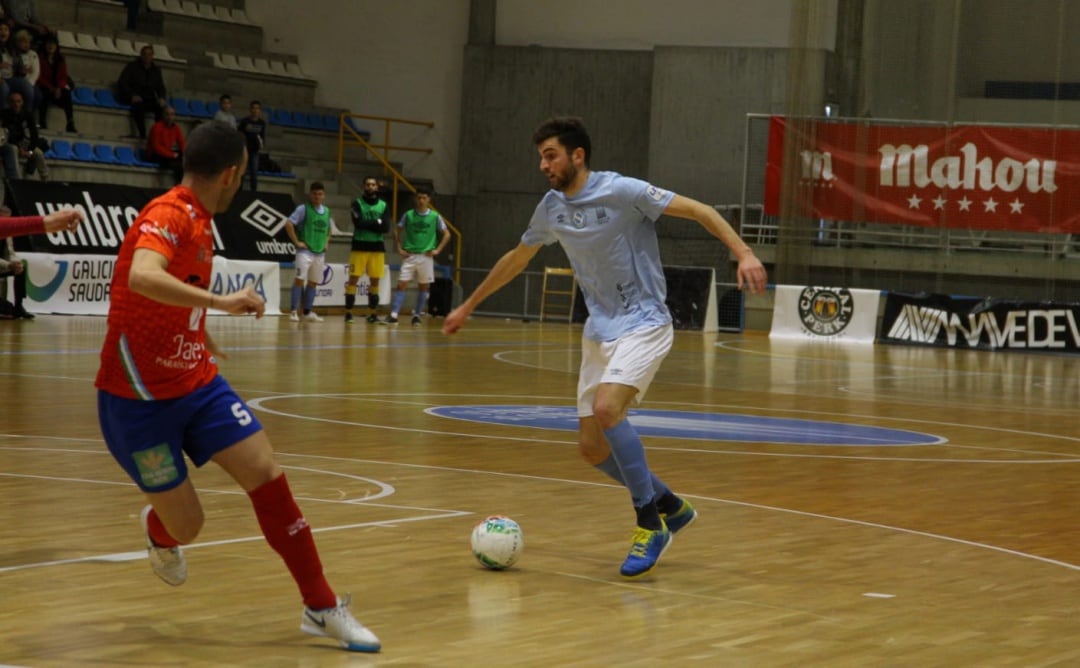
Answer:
[{"left": 443, "top": 116, "right": 767, "bottom": 578}]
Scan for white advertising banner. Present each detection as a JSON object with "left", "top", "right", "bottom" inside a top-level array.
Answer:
[
  {"left": 305, "top": 263, "right": 392, "bottom": 307},
  {"left": 21, "top": 252, "right": 281, "bottom": 316},
  {"left": 769, "top": 285, "right": 882, "bottom": 343}
]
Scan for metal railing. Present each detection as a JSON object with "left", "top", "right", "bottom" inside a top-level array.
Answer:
[{"left": 335, "top": 112, "right": 463, "bottom": 283}]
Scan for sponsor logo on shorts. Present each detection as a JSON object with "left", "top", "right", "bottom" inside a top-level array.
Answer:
[{"left": 134, "top": 443, "right": 179, "bottom": 488}]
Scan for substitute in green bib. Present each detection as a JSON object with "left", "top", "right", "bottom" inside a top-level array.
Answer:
[
  {"left": 389, "top": 185, "right": 450, "bottom": 325},
  {"left": 285, "top": 181, "right": 338, "bottom": 322},
  {"left": 345, "top": 176, "right": 389, "bottom": 324}
]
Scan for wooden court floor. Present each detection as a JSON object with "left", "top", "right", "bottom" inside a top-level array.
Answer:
[{"left": 2, "top": 313, "right": 1079, "bottom": 667}]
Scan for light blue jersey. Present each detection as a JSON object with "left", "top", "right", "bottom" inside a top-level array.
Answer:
[{"left": 522, "top": 171, "right": 675, "bottom": 341}]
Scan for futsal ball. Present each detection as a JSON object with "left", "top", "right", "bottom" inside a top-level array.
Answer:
[{"left": 470, "top": 515, "right": 524, "bottom": 570}]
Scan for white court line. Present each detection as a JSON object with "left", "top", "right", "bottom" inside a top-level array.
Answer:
[{"left": 2, "top": 445, "right": 1078, "bottom": 574}]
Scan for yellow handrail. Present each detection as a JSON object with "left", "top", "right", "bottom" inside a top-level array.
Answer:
[{"left": 336, "top": 112, "right": 463, "bottom": 285}]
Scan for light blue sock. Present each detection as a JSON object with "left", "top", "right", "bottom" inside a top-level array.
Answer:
[
  {"left": 290, "top": 284, "right": 301, "bottom": 311},
  {"left": 303, "top": 285, "right": 316, "bottom": 311},
  {"left": 595, "top": 454, "right": 671, "bottom": 501},
  {"left": 414, "top": 290, "right": 429, "bottom": 316},
  {"left": 602, "top": 420, "right": 655, "bottom": 507},
  {"left": 391, "top": 289, "right": 406, "bottom": 315}
]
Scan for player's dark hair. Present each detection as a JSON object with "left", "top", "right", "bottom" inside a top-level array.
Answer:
[
  {"left": 414, "top": 184, "right": 433, "bottom": 197},
  {"left": 533, "top": 116, "right": 591, "bottom": 166},
  {"left": 310, "top": 181, "right": 326, "bottom": 192},
  {"left": 183, "top": 121, "right": 246, "bottom": 178},
  {"left": 219, "top": 94, "right": 231, "bottom": 103}
]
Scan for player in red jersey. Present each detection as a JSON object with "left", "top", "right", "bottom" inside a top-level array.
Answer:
[{"left": 95, "top": 121, "right": 381, "bottom": 653}]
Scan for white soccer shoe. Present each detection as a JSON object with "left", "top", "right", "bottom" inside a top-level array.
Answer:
[
  {"left": 300, "top": 595, "right": 381, "bottom": 653},
  {"left": 303, "top": 311, "right": 324, "bottom": 322},
  {"left": 139, "top": 505, "right": 187, "bottom": 586}
]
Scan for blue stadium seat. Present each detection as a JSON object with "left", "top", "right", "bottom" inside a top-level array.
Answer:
[
  {"left": 321, "top": 114, "right": 340, "bottom": 132},
  {"left": 114, "top": 145, "right": 137, "bottom": 166},
  {"left": 188, "top": 98, "right": 209, "bottom": 118},
  {"left": 46, "top": 139, "right": 74, "bottom": 160},
  {"left": 207, "top": 100, "right": 220, "bottom": 116},
  {"left": 93, "top": 144, "right": 120, "bottom": 164},
  {"left": 72, "top": 142, "right": 97, "bottom": 162},
  {"left": 271, "top": 108, "right": 293, "bottom": 127},
  {"left": 170, "top": 96, "right": 191, "bottom": 116},
  {"left": 72, "top": 86, "right": 97, "bottom": 107},
  {"left": 95, "top": 88, "right": 123, "bottom": 108}
]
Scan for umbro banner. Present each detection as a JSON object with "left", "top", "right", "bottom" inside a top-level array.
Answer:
[
  {"left": 764, "top": 116, "right": 1075, "bottom": 233},
  {"left": 879, "top": 292, "right": 1080, "bottom": 352},
  {"left": 8, "top": 180, "right": 298, "bottom": 262}
]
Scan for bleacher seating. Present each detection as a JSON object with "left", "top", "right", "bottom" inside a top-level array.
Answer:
[
  {"left": 46, "top": 140, "right": 75, "bottom": 161},
  {"left": 170, "top": 97, "right": 190, "bottom": 116},
  {"left": 188, "top": 99, "right": 209, "bottom": 118},
  {"left": 93, "top": 144, "right": 120, "bottom": 164},
  {"left": 72, "top": 142, "right": 97, "bottom": 162}
]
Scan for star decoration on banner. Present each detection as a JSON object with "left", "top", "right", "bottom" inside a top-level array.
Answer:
[
  {"left": 1009, "top": 198, "right": 1024, "bottom": 213},
  {"left": 983, "top": 197, "right": 998, "bottom": 213},
  {"left": 957, "top": 196, "right": 972, "bottom": 212},
  {"left": 932, "top": 195, "right": 947, "bottom": 210},
  {"left": 907, "top": 194, "right": 922, "bottom": 209}
]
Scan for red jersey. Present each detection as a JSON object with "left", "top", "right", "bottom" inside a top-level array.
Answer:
[{"left": 95, "top": 186, "right": 217, "bottom": 400}]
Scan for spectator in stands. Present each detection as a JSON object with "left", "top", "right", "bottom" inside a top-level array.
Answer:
[
  {"left": 0, "top": 22, "right": 14, "bottom": 108},
  {"left": 9, "top": 28, "right": 36, "bottom": 113},
  {"left": 388, "top": 186, "right": 450, "bottom": 325},
  {"left": 1, "top": 1, "right": 48, "bottom": 45},
  {"left": 116, "top": 44, "right": 167, "bottom": 139},
  {"left": 236, "top": 100, "right": 266, "bottom": 192},
  {"left": 0, "top": 236, "right": 33, "bottom": 318},
  {"left": 146, "top": 104, "right": 184, "bottom": 183},
  {"left": 284, "top": 181, "right": 335, "bottom": 322},
  {"left": 35, "top": 34, "right": 75, "bottom": 132},
  {"left": 213, "top": 93, "right": 237, "bottom": 128},
  {"left": 1, "top": 90, "right": 47, "bottom": 180}
]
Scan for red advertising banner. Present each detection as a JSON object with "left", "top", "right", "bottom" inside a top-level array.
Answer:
[{"left": 764, "top": 116, "right": 1080, "bottom": 233}]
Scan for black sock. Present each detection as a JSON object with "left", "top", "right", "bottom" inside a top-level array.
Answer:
[
  {"left": 654, "top": 491, "right": 680, "bottom": 515},
  {"left": 369, "top": 294, "right": 379, "bottom": 313},
  {"left": 635, "top": 501, "right": 663, "bottom": 531},
  {"left": 345, "top": 293, "right": 355, "bottom": 311}
]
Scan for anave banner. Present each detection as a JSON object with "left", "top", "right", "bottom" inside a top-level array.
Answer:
[
  {"left": 770, "top": 285, "right": 881, "bottom": 343},
  {"left": 764, "top": 117, "right": 1074, "bottom": 233}
]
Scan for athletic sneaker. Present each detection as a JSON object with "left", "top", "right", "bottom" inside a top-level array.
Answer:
[
  {"left": 411, "top": 315, "right": 422, "bottom": 326},
  {"left": 619, "top": 524, "right": 671, "bottom": 578},
  {"left": 289, "top": 311, "right": 300, "bottom": 322},
  {"left": 140, "top": 505, "right": 187, "bottom": 586},
  {"left": 386, "top": 315, "right": 399, "bottom": 324},
  {"left": 304, "top": 312, "right": 324, "bottom": 322},
  {"left": 301, "top": 595, "right": 381, "bottom": 653},
  {"left": 663, "top": 498, "right": 697, "bottom": 535},
  {"left": 366, "top": 313, "right": 379, "bottom": 324},
  {"left": 345, "top": 312, "right": 354, "bottom": 324}
]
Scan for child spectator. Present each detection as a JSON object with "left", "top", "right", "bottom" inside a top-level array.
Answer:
[
  {"left": 213, "top": 93, "right": 237, "bottom": 128},
  {"left": 36, "top": 33, "right": 74, "bottom": 132}
]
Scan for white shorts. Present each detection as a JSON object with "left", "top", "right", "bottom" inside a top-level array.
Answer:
[
  {"left": 398, "top": 253, "right": 435, "bottom": 285},
  {"left": 577, "top": 323, "right": 674, "bottom": 417},
  {"left": 294, "top": 249, "right": 326, "bottom": 283}
]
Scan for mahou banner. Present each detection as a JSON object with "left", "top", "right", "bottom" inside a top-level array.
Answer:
[{"left": 764, "top": 116, "right": 1078, "bottom": 233}]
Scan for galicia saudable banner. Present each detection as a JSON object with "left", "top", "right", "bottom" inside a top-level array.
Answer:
[
  {"left": 880, "top": 292, "right": 1080, "bottom": 352},
  {"left": 764, "top": 117, "right": 1075, "bottom": 233},
  {"left": 8, "top": 180, "right": 298, "bottom": 262}
]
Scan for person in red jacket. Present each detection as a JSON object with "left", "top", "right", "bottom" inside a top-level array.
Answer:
[
  {"left": 36, "top": 34, "right": 75, "bottom": 132},
  {"left": 146, "top": 104, "right": 185, "bottom": 183}
]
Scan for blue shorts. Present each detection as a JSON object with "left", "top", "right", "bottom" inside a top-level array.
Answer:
[{"left": 98, "top": 375, "right": 264, "bottom": 493}]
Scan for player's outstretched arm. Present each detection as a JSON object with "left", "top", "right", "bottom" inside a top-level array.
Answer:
[
  {"left": 129, "top": 249, "right": 264, "bottom": 318},
  {"left": 215, "top": 286, "right": 266, "bottom": 318},
  {"left": 663, "top": 194, "right": 767, "bottom": 294},
  {"left": 443, "top": 242, "right": 541, "bottom": 334},
  {"left": 42, "top": 209, "right": 85, "bottom": 234}
]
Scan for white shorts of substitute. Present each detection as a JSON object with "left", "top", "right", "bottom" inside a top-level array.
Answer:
[
  {"left": 294, "top": 249, "right": 326, "bottom": 284},
  {"left": 398, "top": 253, "right": 435, "bottom": 285},
  {"left": 577, "top": 323, "right": 674, "bottom": 417}
]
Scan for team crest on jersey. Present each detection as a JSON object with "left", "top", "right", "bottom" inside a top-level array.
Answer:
[
  {"left": 797, "top": 286, "right": 854, "bottom": 336},
  {"left": 572, "top": 210, "right": 586, "bottom": 229}
]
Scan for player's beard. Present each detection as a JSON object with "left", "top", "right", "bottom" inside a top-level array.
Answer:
[{"left": 550, "top": 163, "right": 579, "bottom": 192}]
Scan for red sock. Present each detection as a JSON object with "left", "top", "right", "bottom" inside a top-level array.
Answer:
[
  {"left": 146, "top": 508, "right": 180, "bottom": 548},
  {"left": 248, "top": 474, "right": 337, "bottom": 610}
]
